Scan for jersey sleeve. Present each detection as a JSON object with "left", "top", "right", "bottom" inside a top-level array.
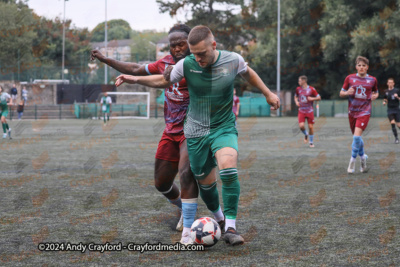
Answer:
[
  {"left": 169, "top": 59, "right": 185, "bottom": 84},
  {"left": 342, "top": 76, "right": 350, "bottom": 91},
  {"left": 234, "top": 53, "right": 248, "bottom": 75},
  {"left": 311, "top": 87, "right": 319, "bottom": 97},
  {"left": 384, "top": 91, "right": 388, "bottom": 100},
  {"left": 145, "top": 59, "right": 163, "bottom": 75}
]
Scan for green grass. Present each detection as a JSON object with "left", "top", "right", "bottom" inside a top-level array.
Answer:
[{"left": 0, "top": 117, "right": 398, "bottom": 266}]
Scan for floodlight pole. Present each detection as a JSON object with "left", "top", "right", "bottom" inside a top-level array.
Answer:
[
  {"left": 277, "top": 0, "right": 281, "bottom": 116},
  {"left": 62, "top": 0, "right": 68, "bottom": 83},
  {"left": 104, "top": 0, "right": 108, "bottom": 84}
]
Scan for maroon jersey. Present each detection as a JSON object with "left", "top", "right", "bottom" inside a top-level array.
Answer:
[
  {"left": 146, "top": 55, "right": 189, "bottom": 134},
  {"left": 295, "top": 86, "right": 319, "bottom": 114},
  {"left": 341, "top": 74, "right": 378, "bottom": 118}
]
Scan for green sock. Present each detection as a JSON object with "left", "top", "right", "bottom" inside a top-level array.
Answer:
[
  {"left": 2, "top": 123, "right": 5, "bottom": 133},
  {"left": 220, "top": 168, "right": 240, "bottom": 220},
  {"left": 198, "top": 182, "right": 220, "bottom": 213},
  {"left": 5, "top": 123, "right": 9, "bottom": 130},
  {"left": 104, "top": 115, "right": 106, "bottom": 123},
  {"left": 107, "top": 115, "right": 110, "bottom": 121}
]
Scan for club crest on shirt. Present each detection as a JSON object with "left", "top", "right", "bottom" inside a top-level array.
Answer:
[
  {"left": 355, "top": 85, "right": 367, "bottom": 99},
  {"left": 300, "top": 95, "right": 308, "bottom": 103}
]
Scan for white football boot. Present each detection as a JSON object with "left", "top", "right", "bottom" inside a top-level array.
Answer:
[
  {"left": 347, "top": 158, "right": 356, "bottom": 174},
  {"left": 360, "top": 154, "right": 368, "bottom": 173}
]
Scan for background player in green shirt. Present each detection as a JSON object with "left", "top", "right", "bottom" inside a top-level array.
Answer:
[
  {"left": 115, "top": 25, "right": 280, "bottom": 245},
  {"left": 0, "top": 86, "right": 13, "bottom": 139},
  {"left": 100, "top": 91, "right": 112, "bottom": 125}
]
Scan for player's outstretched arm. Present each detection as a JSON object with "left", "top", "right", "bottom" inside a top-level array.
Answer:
[
  {"left": 91, "top": 49, "right": 148, "bottom": 75},
  {"left": 115, "top": 74, "right": 172, "bottom": 88},
  {"left": 241, "top": 67, "right": 280, "bottom": 110}
]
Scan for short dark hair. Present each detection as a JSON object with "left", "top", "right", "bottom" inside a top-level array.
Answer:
[
  {"left": 299, "top": 75, "right": 307, "bottom": 82},
  {"left": 168, "top": 24, "right": 191, "bottom": 36},
  {"left": 355, "top": 56, "right": 369, "bottom": 65},
  {"left": 188, "top": 25, "right": 213, "bottom": 45},
  {"left": 388, "top": 78, "right": 395, "bottom": 82}
]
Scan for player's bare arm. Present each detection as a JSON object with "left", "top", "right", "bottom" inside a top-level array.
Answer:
[
  {"left": 371, "top": 91, "right": 379, "bottom": 101},
  {"left": 115, "top": 74, "right": 172, "bottom": 88},
  {"left": 308, "top": 95, "right": 321, "bottom": 101},
  {"left": 241, "top": 66, "right": 280, "bottom": 110},
  {"left": 340, "top": 87, "right": 355, "bottom": 97},
  {"left": 91, "top": 49, "right": 148, "bottom": 75}
]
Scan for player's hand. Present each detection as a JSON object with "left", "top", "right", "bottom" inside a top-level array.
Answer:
[
  {"left": 347, "top": 87, "right": 355, "bottom": 95},
  {"left": 295, "top": 101, "right": 299, "bottom": 107},
  {"left": 383, "top": 101, "right": 387, "bottom": 105},
  {"left": 163, "top": 65, "right": 173, "bottom": 82},
  {"left": 394, "top": 93, "right": 398, "bottom": 98},
  {"left": 307, "top": 96, "right": 314, "bottom": 101},
  {"left": 266, "top": 92, "right": 280, "bottom": 110},
  {"left": 91, "top": 49, "right": 105, "bottom": 62},
  {"left": 115, "top": 75, "right": 138, "bottom": 87},
  {"left": 371, "top": 93, "right": 379, "bottom": 101}
]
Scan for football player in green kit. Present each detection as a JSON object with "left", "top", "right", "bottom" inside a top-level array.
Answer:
[
  {"left": 0, "top": 86, "right": 13, "bottom": 139},
  {"left": 100, "top": 91, "right": 112, "bottom": 125},
  {"left": 115, "top": 26, "right": 280, "bottom": 245}
]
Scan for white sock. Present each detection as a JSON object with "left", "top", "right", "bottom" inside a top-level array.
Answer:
[
  {"left": 225, "top": 219, "right": 236, "bottom": 231},
  {"left": 213, "top": 206, "right": 224, "bottom": 222},
  {"left": 350, "top": 157, "right": 356, "bottom": 162},
  {"left": 182, "top": 227, "right": 190, "bottom": 236}
]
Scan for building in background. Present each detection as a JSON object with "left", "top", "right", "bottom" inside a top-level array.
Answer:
[
  {"left": 156, "top": 36, "right": 169, "bottom": 60},
  {"left": 91, "top": 39, "right": 134, "bottom": 62}
]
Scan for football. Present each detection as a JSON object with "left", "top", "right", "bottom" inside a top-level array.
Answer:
[{"left": 190, "top": 217, "right": 221, "bottom": 247}]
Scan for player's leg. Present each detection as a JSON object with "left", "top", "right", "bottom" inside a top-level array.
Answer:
[
  {"left": 347, "top": 115, "right": 357, "bottom": 173},
  {"left": 177, "top": 138, "right": 199, "bottom": 241},
  {"left": 1, "top": 114, "right": 6, "bottom": 138},
  {"left": 396, "top": 112, "right": 400, "bottom": 144},
  {"left": 298, "top": 113, "right": 308, "bottom": 143},
  {"left": 154, "top": 133, "right": 182, "bottom": 216},
  {"left": 349, "top": 116, "right": 369, "bottom": 173},
  {"left": 388, "top": 114, "right": 398, "bottom": 142},
  {"left": 307, "top": 113, "right": 315, "bottom": 147},
  {"left": 212, "top": 131, "right": 244, "bottom": 245},
  {"left": 103, "top": 111, "right": 107, "bottom": 124}
]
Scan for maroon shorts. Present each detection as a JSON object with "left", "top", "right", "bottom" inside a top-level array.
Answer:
[
  {"left": 298, "top": 112, "right": 315, "bottom": 124},
  {"left": 349, "top": 115, "right": 370, "bottom": 134},
  {"left": 155, "top": 131, "right": 186, "bottom": 162}
]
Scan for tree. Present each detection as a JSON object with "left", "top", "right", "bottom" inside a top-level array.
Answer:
[
  {"left": 91, "top": 19, "right": 132, "bottom": 42},
  {"left": 0, "top": 0, "right": 37, "bottom": 79}
]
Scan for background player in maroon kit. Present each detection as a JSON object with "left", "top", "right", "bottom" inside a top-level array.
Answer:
[
  {"left": 340, "top": 56, "right": 379, "bottom": 173},
  {"left": 91, "top": 24, "right": 198, "bottom": 243},
  {"left": 294, "top": 75, "right": 321, "bottom": 147},
  {"left": 232, "top": 88, "right": 240, "bottom": 126}
]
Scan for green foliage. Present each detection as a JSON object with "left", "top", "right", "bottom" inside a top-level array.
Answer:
[
  {"left": 91, "top": 19, "right": 132, "bottom": 42},
  {"left": 130, "top": 31, "right": 167, "bottom": 62},
  {"left": 157, "top": 0, "right": 400, "bottom": 99}
]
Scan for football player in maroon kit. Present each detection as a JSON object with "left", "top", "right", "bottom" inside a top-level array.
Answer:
[
  {"left": 339, "top": 56, "right": 379, "bottom": 173},
  {"left": 91, "top": 24, "right": 199, "bottom": 244},
  {"left": 294, "top": 75, "right": 321, "bottom": 147}
]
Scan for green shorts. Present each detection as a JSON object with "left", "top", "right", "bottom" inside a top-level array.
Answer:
[
  {"left": 186, "top": 126, "right": 238, "bottom": 180},
  {"left": 102, "top": 106, "right": 110, "bottom": 114},
  {"left": 0, "top": 107, "right": 8, "bottom": 118}
]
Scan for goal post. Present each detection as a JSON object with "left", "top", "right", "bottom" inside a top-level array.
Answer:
[{"left": 104, "top": 91, "right": 151, "bottom": 120}]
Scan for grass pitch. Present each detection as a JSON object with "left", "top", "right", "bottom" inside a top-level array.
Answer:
[{"left": 0, "top": 117, "right": 398, "bottom": 266}]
